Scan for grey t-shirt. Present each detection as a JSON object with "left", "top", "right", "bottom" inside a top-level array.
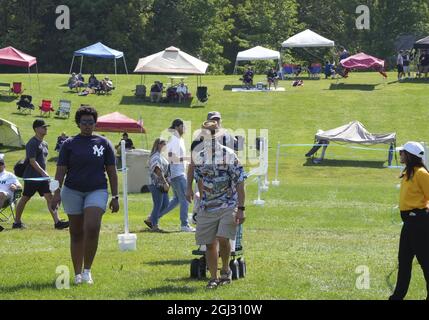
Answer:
[{"left": 23, "top": 136, "right": 48, "bottom": 178}]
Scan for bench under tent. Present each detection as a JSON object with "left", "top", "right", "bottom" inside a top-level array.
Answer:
[{"left": 306, "top": 121, "right": 397, "bottom": 165}]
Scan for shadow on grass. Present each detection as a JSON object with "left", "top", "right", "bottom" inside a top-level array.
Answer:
[
  {"left": 119, "top": 95, "right": 197, "bottom": 108},
  {"left": 303, "top": 158, "right": 386, "bottom": 169},
  {"left": 0, "top": 282, "right": 55, "bottom": 294},
  {"left": 139, "top": 229, "right": 182, "bottom": 234},
  {"left": 0, "top": 146, "right": 25, "bottom": 153},
  {"left": 146, "top": 259, "right": 190, "bottom": 266},
  {"left": 396, "top": 78, "right": 429, "bottom": 84},
  {"left": 0, "top": 96, "right": 17, "bottom": 103},
  {"left": 128, "top": 285, "right": 197, "bottom": 297},
  {"left": 328, "top": 83, "right": 379, "bottom": 91}
]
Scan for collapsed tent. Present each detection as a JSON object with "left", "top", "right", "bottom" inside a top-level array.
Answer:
[
  {"left": 69, "top": 42, "right": 128, "bottom": 81},
  {"left": 134, "top": 46, "right": 208, "bottom": 75},
  {"left": 340, "top": 53, "right": 387, "bottom": 78},
  {"left": 95, "top": 112, "right": 146, "bottom": 133},
  {"left": 414, "top": 36, "right": 429, "bottom": 50},
  {"left": 282, "top": 29, "right": 335, "bottom": 48},
  {"left": 306, "top": 121, "right": 397, "bottom": 165},
  {"left": 233, "top": 46, "right": 281, "bottom": 74},
  {"left": 0, "top": 118, "right": 25, "bottom": 148},
  {"left": 0, "top": 46, "right": 40, "bottom": 90}
]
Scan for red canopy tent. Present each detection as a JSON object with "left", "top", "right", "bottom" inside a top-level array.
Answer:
[
  {"left": 340, "top": 52, "right": 387, "bottom": 78},
  {"left": 0, "top": 46, "right": 40, "bottom": 90},
  {"left": 95, "top": 112, "right": 146, "bottom": 133}
]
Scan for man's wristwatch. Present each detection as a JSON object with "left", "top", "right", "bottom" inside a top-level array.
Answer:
[
  {"left": 112, "top": 195, "right": 119, "bottom": 200},
  {"left": 237, "top": 206, "right": 246, "bottom": 211}
]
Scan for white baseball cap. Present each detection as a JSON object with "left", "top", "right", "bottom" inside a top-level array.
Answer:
[{"left": 396, "top": 141, "right": 425, "bottom": 158}]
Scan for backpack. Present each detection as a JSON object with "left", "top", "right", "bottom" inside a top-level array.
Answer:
[{"left": 14, "top": 159, "right": 29, "bottom": 178}]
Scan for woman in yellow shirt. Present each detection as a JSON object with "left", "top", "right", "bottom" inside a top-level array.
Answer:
[{"left": 390, "top": 142, "right": 429, "bottom": 300}]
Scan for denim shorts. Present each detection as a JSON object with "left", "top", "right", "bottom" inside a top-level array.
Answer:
[{"left": 61, "top": 186, "right": 109, "bottom": 215}]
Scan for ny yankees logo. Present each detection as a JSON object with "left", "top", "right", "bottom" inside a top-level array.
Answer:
[{"left": 93, "top": 145, "right": 105, "bottom": 157}]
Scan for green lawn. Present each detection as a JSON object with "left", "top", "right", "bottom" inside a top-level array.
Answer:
[{"left": 0, "top": 72, "right": 428, "bottom": 300}]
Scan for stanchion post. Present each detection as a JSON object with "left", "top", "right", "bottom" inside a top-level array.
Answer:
[{"left": 272, "top": 142, "right": 281, "bottom": 186}]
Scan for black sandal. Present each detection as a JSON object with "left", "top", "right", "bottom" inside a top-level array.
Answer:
[{"left": 206, "top": 279, "right": 219, "bottom": 289}]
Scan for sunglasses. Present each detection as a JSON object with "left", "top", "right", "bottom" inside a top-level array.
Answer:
[
  {"left": 80, "top": 120, "right": 96, "bottom": 126},
  {"left": 0, "top": 162, "right": 4, "bottom": 166}
]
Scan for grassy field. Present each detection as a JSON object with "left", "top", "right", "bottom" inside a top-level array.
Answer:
[{"left": 0, "top": 72, "right": 429, "bottom": 300}]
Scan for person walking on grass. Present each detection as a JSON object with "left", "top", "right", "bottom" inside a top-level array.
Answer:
[
  {"left": 389, "top": 142, "right": 429, "bottom": 300},
  {"left": 51, "top": 106, "right": 119, "bottom": 285},
  {"left": 160, "top": 119, "right": 195, "bottom": 232},
  {"left": 144, "top": 138, "right": 170, "bottom": 232},
  {"left": 14, "top": 119, "right": 69, "bottom": 230},
  {"left": 193, "top": 120, "right": 247, "bottom": 289}
]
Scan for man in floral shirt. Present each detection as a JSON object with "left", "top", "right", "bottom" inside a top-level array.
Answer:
[{"left": 193, "top": 120, "right": 247, "bottom": 289}]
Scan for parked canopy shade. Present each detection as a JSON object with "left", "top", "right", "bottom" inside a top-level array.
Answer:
[
  {"left": 0, "top": 46, "right": 37, "bottom": 67},
  {"left": 236, "top": 46, "right": 280, "bottom": 61},
  {"left": 315, "top": 121, "right": 396, "bottom": 145},
  {"left": 414, "top": 36, "right": 429, "bottom": 50},
  {"left": 134, "top": 46, "right": 208, "bottom": 75},
  {"left": 282, "top": 29, "right": 335, "bottom": 48},
  {"left": 73, "top": 42, "right": 124, "bottom": 59},
  {"left": 95, "top": 112, "right": 146, "bottom": 134}
]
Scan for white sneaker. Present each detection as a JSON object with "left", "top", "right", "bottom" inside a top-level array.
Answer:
[
  {"left": 74, "top": 274, "right": 83, "bottom": 285},
  {"left": 82, "top": 271, "right": 94, "bottom": 285},
  {"left": 181, "top": 225, "right": 196, "bottom": 232}
]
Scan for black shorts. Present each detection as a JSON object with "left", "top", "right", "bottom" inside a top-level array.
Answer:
[
  {"left": 23, "top": 181, "right": 50, "bottom": 198},
  {"left": 397, "top": 64, "right": 404, "bottom": 73}
]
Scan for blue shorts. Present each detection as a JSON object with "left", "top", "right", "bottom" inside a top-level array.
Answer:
[{"left": 61, "top": 186, "right": 109, "bottom": 215}]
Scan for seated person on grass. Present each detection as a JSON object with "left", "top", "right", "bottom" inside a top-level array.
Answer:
[
  {"left": 88, "top": 73, "right": 99, "bottom": 88},
  {"left": 150, "top": 81, "right": 163, "bottom": 103},
  {"left": 242, "top": 67, "right": 254, "bottom": 88},
  {"left": 68, "top": 73, "right": 79, "bottom": 91},
  {"left": 0, "top": 154, "right": 22, "bottom": 209},
  {"left": 176, "top": 82, "right": 189, "bottom": 103},
  {"left": 324, "top": 61, "right": 336, "bottom": 79},
  {"left": 267, "top": 67, "right": 279, "bottom": 90},
  {"left": 55, "top": 132, "right": 69, "bottom": 152}
]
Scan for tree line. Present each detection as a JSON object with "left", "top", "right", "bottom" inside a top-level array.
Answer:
[{"left": 0, "top": 0, "right": 428, "bottom": 74}]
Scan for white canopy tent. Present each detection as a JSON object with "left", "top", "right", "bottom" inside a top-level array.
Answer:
[
  {"left": 233, "top": 46, "right": 281, "bottom": 74},
  {"left": 134, "top": 46, "right": 208, "bottom": 75},
  {"left": 282, "top": 29, "right": 335, "bottom": 48}
]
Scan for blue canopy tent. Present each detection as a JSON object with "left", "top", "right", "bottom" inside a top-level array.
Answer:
[{"left": 69, "top": 42, "right": 129, "bottom": 83}]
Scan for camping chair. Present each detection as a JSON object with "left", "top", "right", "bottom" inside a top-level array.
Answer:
[
  {"left": 133, "top": 85, "right": 146, "bottom": 99},
  {"left": 39, "top": 100, "right": 54, "bottom": 117},
  {"left": 196, "top": 86, "right": 208, "bottom": 104},
  {"left": 11, "top": 82, "right": 24, "bottom": 95},
  {"left": 283, "top": 64, "right": 296, "bottom": 78},
  {"left": 0, "top": 189, "right": 22, "bottom": 226},
  {"left": 55, "top": 100, "right": 71, "bottom": 118},
  {"left": 308, "top": 64, "right": 322, "bottom": 78},
  {"left": 16, "top": 95, "right": 35, "bottom": 114}
]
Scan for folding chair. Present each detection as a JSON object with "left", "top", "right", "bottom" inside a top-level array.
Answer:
[
  {"left": 0, "top": 189, "right": 22, "bottom": 226},
  {"left": 196, "top": 86, "right": 208, "bottom": 103},
  {"left": 55, "top": 100, "right": 71, "bottom": 118},
  {"left": 16, "top": 95, "right": 35, "bottom": 114},
  {"left": 39, "top": 100, "right": 54, "bottom": 117},
  {"left": 282, "top": 64, "right": 296, "bottom": 79},
  {"left": 308, "top": 64, "right": 322, "bottom": 79},
  {"left": 11, "top": 82, "right": 24, "bottom": 95},
  {"left": 133, "top": 85, "right": 146, "bottom": 99}
]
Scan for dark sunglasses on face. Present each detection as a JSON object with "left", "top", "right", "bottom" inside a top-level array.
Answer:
[
  {"left": 80, "top": 119, "right": 95, "bottom": 126},
  {"left": 0, "top": 162, "right": 4, "bottom": 166}
]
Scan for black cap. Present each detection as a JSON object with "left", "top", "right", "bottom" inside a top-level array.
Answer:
[
  {"left": 33, "top": 119, "right": 50, "bottom": 130},
  {"left": 169, "top": 118, "right": 184, "bottom": 130}
]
